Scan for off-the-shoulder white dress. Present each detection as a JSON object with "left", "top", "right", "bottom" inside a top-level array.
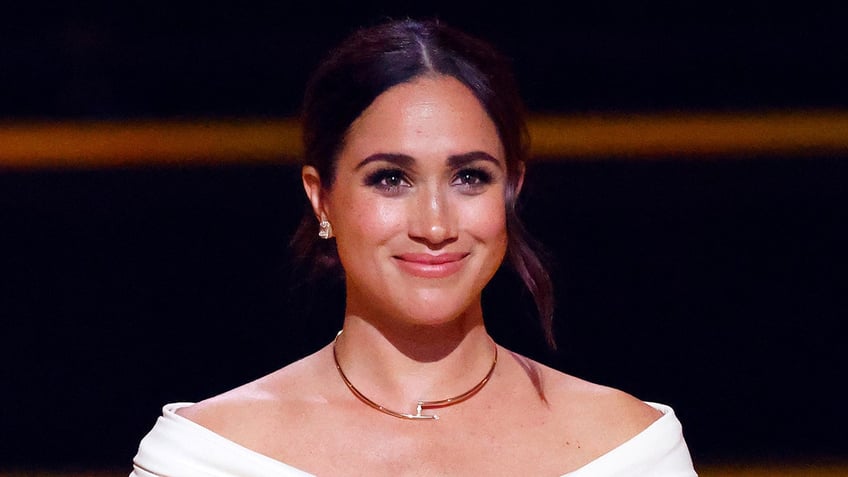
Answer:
[{"left": 131, "top": 402, "right": 697, "bottom": 476}]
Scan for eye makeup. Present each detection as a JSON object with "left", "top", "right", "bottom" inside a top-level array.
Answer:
[
  {"left": 362, "top": 167, "right": 412, "bottom": 194},
  {"left": 356, "top": 150, "right": 503, "bottom": 196}
]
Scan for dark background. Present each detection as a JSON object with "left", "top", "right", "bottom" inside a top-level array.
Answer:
[
  {"left": 3, "top": 1, "right": 848, "bottom": 118},
  {"left": 2, "top": 1, "right": 847, "bottom": 472}
]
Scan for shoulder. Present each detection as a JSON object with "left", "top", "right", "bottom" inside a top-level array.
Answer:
[
  {"left": 176, "top": 345, "right": 337, "bottom": 442},
  {"left": 552, "top": 367, "right": 661, "bottom": 426},
  {"left": 505, "top": 351, "right": 662, "bottom": 449}
]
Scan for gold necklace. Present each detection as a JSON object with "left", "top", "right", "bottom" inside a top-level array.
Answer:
[{"left": 332, "top": 330, "right": 498, "bottom": 420}]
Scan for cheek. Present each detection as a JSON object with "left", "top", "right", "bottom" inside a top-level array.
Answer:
[
  {"left": 332, "top": 193, "right": 406, "bottom": 247},
  {"left": 460, "top": 195, "right": 509, "bottom": 246}
]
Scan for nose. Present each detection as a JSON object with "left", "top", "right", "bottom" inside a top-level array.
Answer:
[{"left": 409, "top": 184, "right": 457, "bottom": 247}]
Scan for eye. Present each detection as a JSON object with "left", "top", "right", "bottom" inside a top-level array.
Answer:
[
  {"left": 452, "top": 168, "right": 493, "bottom": 190},
  {"left": 363, "top": 168, "right": 412, "bottom": 194}
]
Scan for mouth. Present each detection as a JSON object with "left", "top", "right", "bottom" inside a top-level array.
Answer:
[{"left": 393, "top": 253, "right": 469, "bottom": 278}]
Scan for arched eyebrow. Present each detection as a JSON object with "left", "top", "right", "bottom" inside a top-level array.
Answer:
[
  {"left": 354, "top": 151, "right": 502, "bottom": 171},
  {"left": 354, "top": 153, "right": 414, "bottom": 170},
  {"left": 447, "top": 151, "right": 503, "bottom": 171}
]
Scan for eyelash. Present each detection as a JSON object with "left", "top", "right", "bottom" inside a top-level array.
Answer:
[
  {"left": 363, "top": 168, "right": 410, "bottom": 192},
  {"left": 452, "top": 168, "right": 493, "bottom": 188},
  {"left": 362, "top": 167, "right": 495, "bottom": 194}
]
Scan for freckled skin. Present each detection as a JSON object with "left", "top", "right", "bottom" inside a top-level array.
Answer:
[{"left": 312, "top": 75, "right": 508, "bottom": 331}]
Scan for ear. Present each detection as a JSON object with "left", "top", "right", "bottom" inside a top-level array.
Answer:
[
  {"left": 302, "top": 165, "right": 328, "bottom": 221},
  {"left": 514, "top": 161, "right": 526, "bottom": 196}
]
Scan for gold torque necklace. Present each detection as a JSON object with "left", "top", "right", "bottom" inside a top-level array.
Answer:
[{"left": 332, "top": 330, "right": 498, "bottom": 420}]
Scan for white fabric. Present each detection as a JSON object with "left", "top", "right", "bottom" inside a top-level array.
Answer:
[
  {"left": 562, "top": 403, "right": 697, "bottom": 477},
  {"left": 131, "top": 402, "right": 313, "bottom": 477},
  {"left": 131, "top": 402, "right": 697, "bottom": 476}
]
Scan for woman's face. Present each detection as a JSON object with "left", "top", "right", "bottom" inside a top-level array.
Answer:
[{"left": 304, "top": 75, "right": 511, "bottom": 329}]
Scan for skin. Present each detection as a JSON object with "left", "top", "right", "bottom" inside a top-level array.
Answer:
[{"left": 178, "top": 75, "right": 661, "bottom": 476}]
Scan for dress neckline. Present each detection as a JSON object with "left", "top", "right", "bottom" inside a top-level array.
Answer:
[{"left": 161, "top": 401, "right": 676, "bottom": 476}]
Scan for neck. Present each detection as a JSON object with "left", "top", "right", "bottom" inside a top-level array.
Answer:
[{"left": 333, "top": 314, "right": 495, "bottom": 414}]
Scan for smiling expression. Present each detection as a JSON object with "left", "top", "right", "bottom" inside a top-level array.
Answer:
[{"left": 304, "top": 75, "right": 512, "bottom": 329}]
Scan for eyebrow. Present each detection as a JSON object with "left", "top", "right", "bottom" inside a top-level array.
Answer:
[
  {"left": 354, "top": 151, "right": 503, "bottom": 171},
  {"left": 354, "top": 153, "right": 415, "bottom": 170},
  {"left": 447, "top": 151, "right": 503, "bottom": 170}
]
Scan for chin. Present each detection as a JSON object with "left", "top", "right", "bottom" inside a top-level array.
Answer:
[{"left": 396, "top": 295, "right": 480, "bottom": 327}]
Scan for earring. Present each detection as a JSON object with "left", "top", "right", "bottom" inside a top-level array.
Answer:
[{"left": 318, "top": 219, "right": 333, "bottom": 239}]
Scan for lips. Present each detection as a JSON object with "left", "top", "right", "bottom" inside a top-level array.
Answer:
[{"left": 393, "top": 252, "right": 469, "bottom": 278}]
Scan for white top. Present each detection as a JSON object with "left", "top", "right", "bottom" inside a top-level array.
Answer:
[{"left": 131, "top": 402, "right": 697, "bottom": 476}]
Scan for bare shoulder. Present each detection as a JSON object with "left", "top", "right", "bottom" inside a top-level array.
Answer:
[
  {"left": 553, "top": 367, "right": 660, "bottom": 423},
  {"left": 176, "top": 345, "right": 335, "bottom": 441},
  {"left": 507, "top": 351, "right": 662, "bottom": 448}
]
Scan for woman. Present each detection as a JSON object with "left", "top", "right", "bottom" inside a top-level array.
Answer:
[{"left": 131, "top": 18, "right": 697, "bottom": 476}]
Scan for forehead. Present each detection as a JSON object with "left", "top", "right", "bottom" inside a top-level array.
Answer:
[{"left": 341, "top": 75, "right": 504, "bottom": 164}]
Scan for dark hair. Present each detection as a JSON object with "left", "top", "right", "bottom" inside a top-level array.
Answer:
[{"left": 291, "top": 18, "right": 556, "bottom": 347}]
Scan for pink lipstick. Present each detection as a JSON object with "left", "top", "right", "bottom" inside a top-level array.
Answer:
[{"left": 393, "top": 253, "right": 468, "bottom": 278}]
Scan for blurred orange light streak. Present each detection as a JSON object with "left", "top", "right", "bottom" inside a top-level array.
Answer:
[{"left": 2, "top": 110, "right": 848, "bottom": 170}]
